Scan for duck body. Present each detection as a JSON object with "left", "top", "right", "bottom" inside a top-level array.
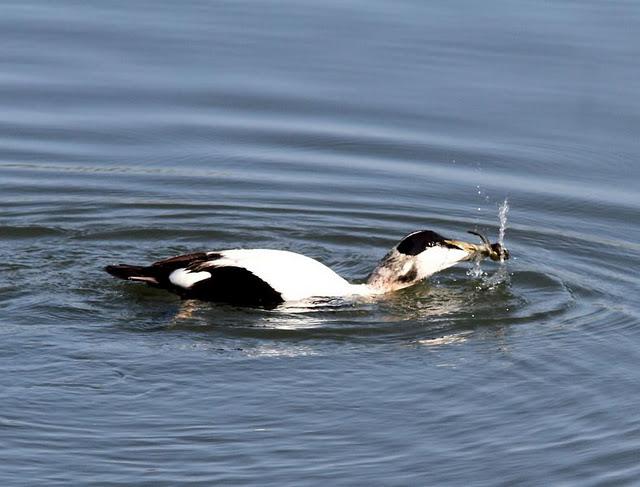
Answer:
[
  {"left": 105, "top": 230, "right": 508, "bottom": 308},
  {"left": 106, "top": 249, "right": 370, "bottom": 308}
]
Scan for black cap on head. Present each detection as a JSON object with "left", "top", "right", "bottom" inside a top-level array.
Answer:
[{"left": 396, "top": 230, "right": 449, "bottom": 256}]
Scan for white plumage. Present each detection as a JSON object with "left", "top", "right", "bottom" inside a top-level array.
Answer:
[
  {"left": 190, "top": 249, "right": 370, "bottom": 301},
  {"left": 169, "top": 269, "right": 213, "bottom": 288}
]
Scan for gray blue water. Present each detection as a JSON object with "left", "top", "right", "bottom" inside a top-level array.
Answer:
[{"left": 2, "top": 1, "right": 640, "bottom": 485}]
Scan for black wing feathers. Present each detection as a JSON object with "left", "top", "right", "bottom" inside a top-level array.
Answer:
[
  {"left": 187, "top": 266, "right": 283, "bottom": 308},
  {"left": 105, "top": 252, "right": 283, "bottom": 308}
]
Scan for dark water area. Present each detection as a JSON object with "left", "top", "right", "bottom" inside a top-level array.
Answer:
[{"left": 2, "top": 1, "right": 640, "bottom": 485}]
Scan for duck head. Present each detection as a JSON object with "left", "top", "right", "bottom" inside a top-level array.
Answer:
[{"left": 367, "top": 229, "right": 509, "bottom": 292}]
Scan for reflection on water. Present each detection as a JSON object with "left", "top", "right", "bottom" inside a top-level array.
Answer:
[{"left": 416, "top": 332, "right": 472, "bottom": 347}]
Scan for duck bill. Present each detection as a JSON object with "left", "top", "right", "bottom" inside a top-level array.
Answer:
[{"left": 444, "top": 239, "right": 489, "bottom": 260}]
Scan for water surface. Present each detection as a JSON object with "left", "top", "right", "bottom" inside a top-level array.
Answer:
[{"left": 1, "top": 1, "right": 640, "bottom": 485}]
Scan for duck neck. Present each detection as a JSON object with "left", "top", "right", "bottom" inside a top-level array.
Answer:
[{"left": 366, "top": 250, "right": 418, "bottom": 293}]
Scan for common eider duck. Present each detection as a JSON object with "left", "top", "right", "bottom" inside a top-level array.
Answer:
[{"left": 105, "top": 230, "right": 508, "bottom": 308}]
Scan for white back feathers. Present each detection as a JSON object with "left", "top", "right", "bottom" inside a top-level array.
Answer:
[{"left": 203, "top": 249, "right": 366, "bottom": 301}]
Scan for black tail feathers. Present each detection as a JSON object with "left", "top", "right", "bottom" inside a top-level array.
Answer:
[{"left": 105, "top": 264, "right": 156, "bottom": 282}]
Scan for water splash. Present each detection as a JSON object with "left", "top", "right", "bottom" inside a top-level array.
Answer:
[
  {"left": 467, "top": 199, "right": 511, "bottom": 287},
  {"left": 497, "top": 198, "right": 509, "bottom": 255},
  {"left": 466, "top": 255, "right": 485, "bottom": 279},
  {"left": 482, "top": 198, "right": 510, "bottom": 288}
]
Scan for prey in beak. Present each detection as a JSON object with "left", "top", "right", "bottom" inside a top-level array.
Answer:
[{"left": 444, "top": 230, "right": 510, "bottom": 262}]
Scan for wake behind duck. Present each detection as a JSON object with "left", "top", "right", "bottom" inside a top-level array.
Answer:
[{"left": 105, "top": 230, "right": 508, "bottom": 308}]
